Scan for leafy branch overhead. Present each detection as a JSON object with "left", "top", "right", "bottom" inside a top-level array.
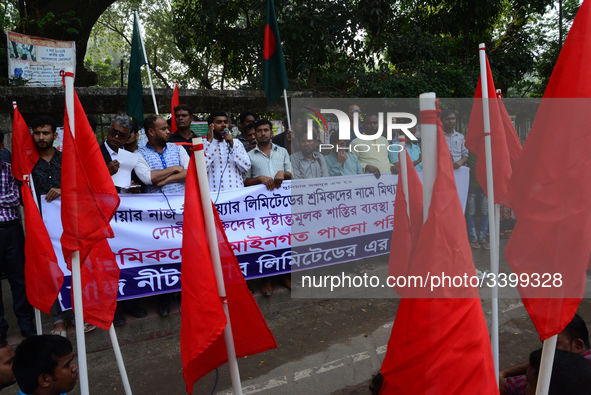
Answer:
[{"left": 0, "top": 0, "right": 581, "bottom": 96}]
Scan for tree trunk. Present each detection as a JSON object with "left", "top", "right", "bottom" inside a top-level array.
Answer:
[{"left": 18, "top": 0, "right": 118, "bottom": 86}]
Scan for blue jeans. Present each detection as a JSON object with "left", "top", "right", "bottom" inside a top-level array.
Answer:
[{"left": 466, "top": 186, "right": 488, "bottom": 241}]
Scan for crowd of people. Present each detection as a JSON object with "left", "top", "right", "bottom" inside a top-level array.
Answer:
[
  {"left": 0, "top": 102, "right": 493, "bottom": 333},
  {"left": 0, "top": 102, "right": 583, "bottom": 394}
]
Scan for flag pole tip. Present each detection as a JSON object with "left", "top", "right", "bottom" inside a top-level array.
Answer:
[{"left": 479, "top": 43, "right": 486, "bottom": 49}]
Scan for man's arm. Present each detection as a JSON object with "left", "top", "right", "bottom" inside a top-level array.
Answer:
[
  {"left": 178, "top": 145, "right": 190, "bottom": 169},
  {"left": 454, "top": 156, "right": 469, "bottom": 169},
  {"left": 245, "top": 175, "right": 275, "bottom": 191},
  {"left": 154, "top": 169, "right": 187, "bottom": 188},
  {"left": 273, "top": 170, "right": 291, "bottom": 189},
  {"left": 454, "top": 136, "right": 469, "bottom": 168},
  {"left": 150, "top": 167, "right": 183, "bottom": 185},
  {"left": 365, "top": 164, "right": 381, "bottom": 179},
  {"left": 133, "top": 155, "right": 153, "bottom": 185},
  {"left": 107, "top": 160, "right": 120, "bottom": 175}
]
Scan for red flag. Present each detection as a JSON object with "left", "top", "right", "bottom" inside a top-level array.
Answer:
[
  {"left": 505, "top": 0, "right": 591, "bottom": 341},
  {"left": 181, "top": 154, "right": 277, "bottom": 394},
  {"left": 380, "top": 113, "right": 497, "bottom": 394},
  {"left": 11, "top": 105, "right": 63, "bottom": 314},
  {"left": 11, "top": 104, "right": 39, "bottom": 181},
  {"left": 465, "top": 54, "right": 522, "bottom": 207},
  {"left": 171, "top": 82, "right": 179, "bottom": 134},
  {"left": 21, "top": 182, "right": 63, "bottom": 314},
  {"left": 388, "top": 150, "right": 423, "bottom": 292},
  {"left": 60, "top": 88, "right": 120, "bottom": 330}
]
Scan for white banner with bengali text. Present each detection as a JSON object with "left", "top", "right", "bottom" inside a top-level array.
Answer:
[{"left": 42, "top": 169, "right": 469, "bottom": 308}]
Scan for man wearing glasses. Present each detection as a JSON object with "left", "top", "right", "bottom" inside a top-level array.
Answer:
[
  {"left": 100, "top": 115, "right": 148, "bottom": 325},
  {"left": 101, "top": 115, "right": 137, "bottom": 178}
]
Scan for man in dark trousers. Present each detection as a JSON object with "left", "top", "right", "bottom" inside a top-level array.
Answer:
[{"left": 0, "top": 156, "right": 35, "bottom": 340}]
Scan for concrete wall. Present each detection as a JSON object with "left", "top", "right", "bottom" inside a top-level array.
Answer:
[{"left": 0, "top": 87, "right": 315, "bottom": 151}]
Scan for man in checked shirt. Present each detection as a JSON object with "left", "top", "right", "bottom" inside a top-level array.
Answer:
[
  {"left": 204, "top": 111, "right": 251, "bottom": 192},
  {"left": 0, "top": 157, "right": 35, "bottom": 340},
  {"left": 500, "top": 313, "right": 591, "bottom": 395}
]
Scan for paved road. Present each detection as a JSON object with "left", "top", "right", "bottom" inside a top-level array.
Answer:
[{"left": 3, "top": 240, "right": 591, "bottom": 394}]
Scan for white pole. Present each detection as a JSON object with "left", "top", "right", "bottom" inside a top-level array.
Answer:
[
  {"left": 191, "top": 137, "right": 243, "bottom": 395},
  {"left": 108, "top": 325, "right": 133, "bottom": 395},
  {"left": 398, "top": 136, "right": 410, "bottom": 219},
  {"left": 419, "top": 92, "right": 437, "bottom": 221},
  {"left": 135, "top": 11, "right": 158, "bottom": 115},
  {"left": 479, "top": 43, "right": 500, "bottom": 384},
  {"left": 535, "top": 335, "right": 558, "bottom": 395},
  {"left": 64, "top": 67, "right": 90, "bottom": 395},
  {"left": 283, "top": 89, "right": 291, "bottom": 130}
]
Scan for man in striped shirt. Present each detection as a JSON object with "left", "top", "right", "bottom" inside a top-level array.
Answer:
[
  {"left": 0, "top": 157, "right": 35, "bottom": 340},
  {"left": 244, "top": 119, "right": 292, "bottom": 191}
]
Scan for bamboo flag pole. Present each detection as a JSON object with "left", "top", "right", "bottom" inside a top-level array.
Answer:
[
  {"left": 109, "top": 325, "right": 133, "bottom": 395},
  {"left": 419, "top": 92, "right": 437, "bottom": 220},
  {"left": 192, "top": 137, "right": 243, "bottom": 395},
  {"left": 283, "top": 89, "right": 291, "bottom": 130},
  {"left": 479, "top": 43, "right": 500, "bottom": 384},
  {"left": 64, "top": 67, "right": 90, "bottom": 395},
  {"left": 135, "top": 11, "right": 158, "bottom": 115}
]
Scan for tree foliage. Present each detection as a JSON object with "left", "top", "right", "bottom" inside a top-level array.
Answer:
[
  {"left": 86, "top": 0, "right": 191, "bottom": 89},
  {"left": 0, "top": 0, "right": 580, "bottom": 95},
  {"left": 171, "top": 0, "right": 575, "bottom": 97}
]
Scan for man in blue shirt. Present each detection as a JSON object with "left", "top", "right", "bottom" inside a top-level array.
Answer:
[
  {"left": 134, "top": 114, "right": 190, "bottom": 194},
  {"left": 325, "top": 132, "right": 363, "bottom": 176}
]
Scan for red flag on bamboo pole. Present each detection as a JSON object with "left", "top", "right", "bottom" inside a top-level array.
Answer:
[
  {"left": 380, "top": 109, "right": 497, "bottom": 394},
  {"left": 60, "top": 87, "right": 120, "bottom": 330},
  {"left": 11, "top": 104, "right": 63, "bottom": 314},
  {"left": 505, "top": 0, "right": 591, "bottom": 341},
  {"left": 171, "top": 82, "right": 179, "bottom": 133},
  {"left": 181, "top": 154, "right": 277, "bottom": 394},
  {"left": 465, "top": 54, "right": 522, "bottom": 207}
]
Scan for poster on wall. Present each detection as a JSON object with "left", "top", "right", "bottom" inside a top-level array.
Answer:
[{"left": 7, "top": 31, "right": 76, "bottom": 86}]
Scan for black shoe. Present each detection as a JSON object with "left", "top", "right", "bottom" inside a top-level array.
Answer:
[
  {"left": 125, "top": 305, "right": 147, "bottom": 319},
  {"left": 21, "top": 329, "right": 36, "bottom": 338},
  {"left": 113, "top": 311, "right": 126, "bottom": 326},
  {"left": 157, "top": 302, "right": 170, "bottom": 317}
]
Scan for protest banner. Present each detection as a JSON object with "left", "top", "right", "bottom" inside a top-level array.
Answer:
[{"left": 43, "top": 170, "right": 469, "bottom": 309}]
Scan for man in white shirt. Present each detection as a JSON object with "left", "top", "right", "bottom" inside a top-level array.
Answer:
[{"left": 203, "top": 111, "right": 251, "bottom": 192}]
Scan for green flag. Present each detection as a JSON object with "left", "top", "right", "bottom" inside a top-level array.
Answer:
[
  {"left": 127, "top": 13, "right": 147, "bottom": 127},
  {"left": 263, "top": 0, "right": 288, "bottom": 105}
]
